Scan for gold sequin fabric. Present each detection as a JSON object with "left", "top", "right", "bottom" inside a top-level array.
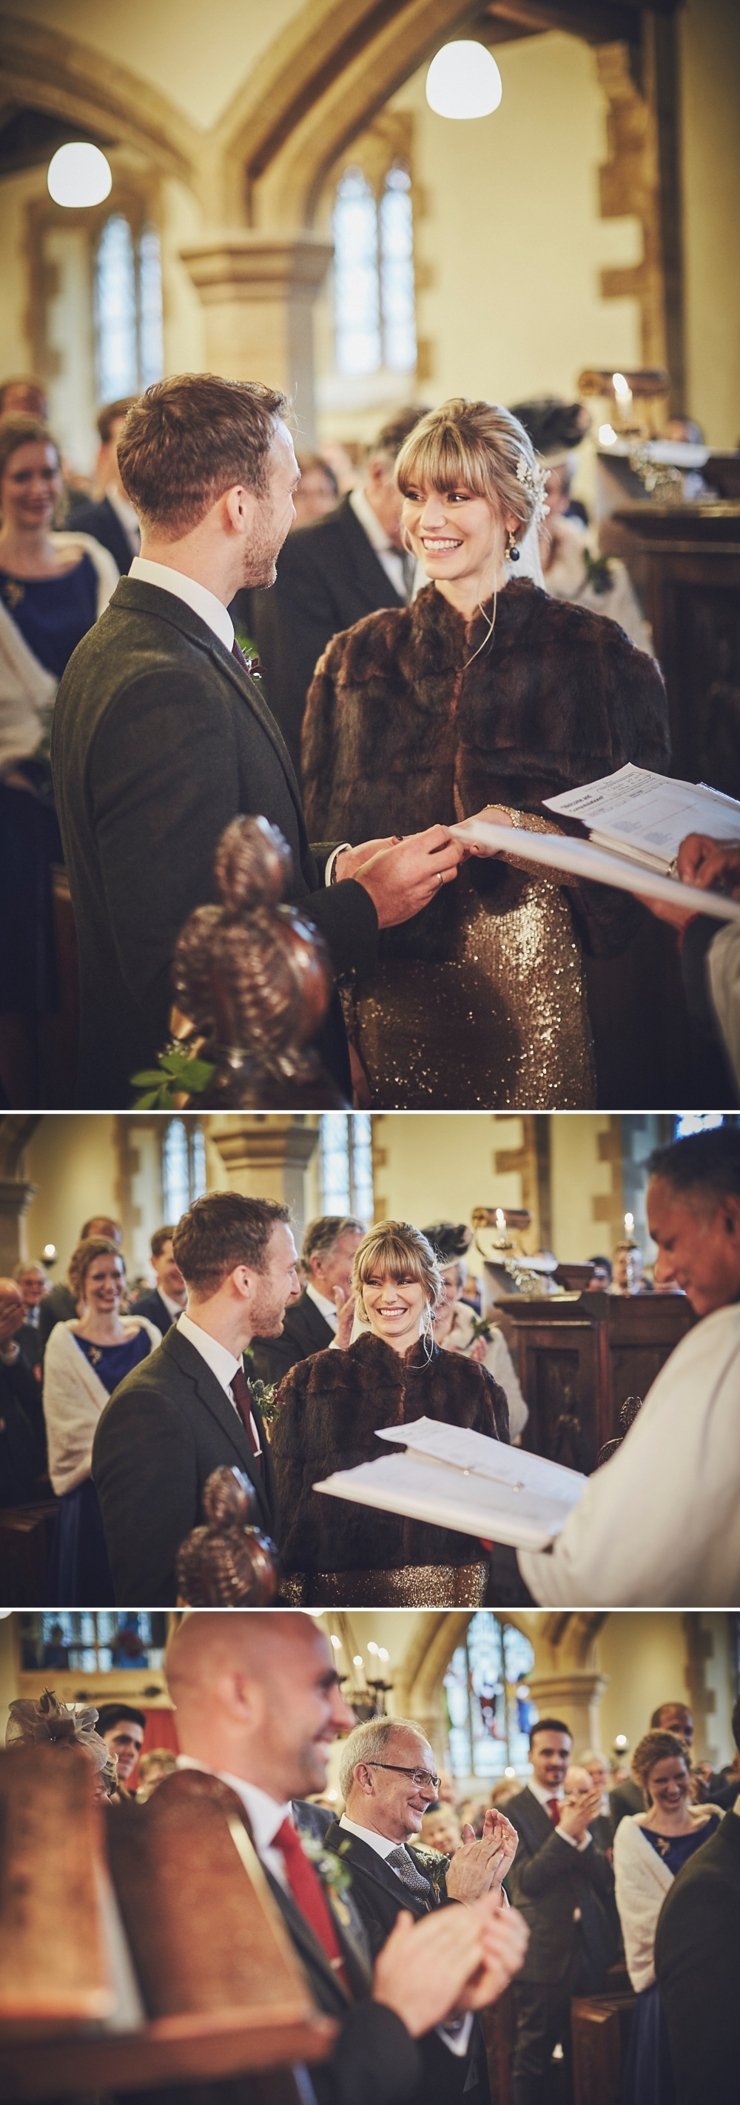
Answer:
[
  {"left": 347, "top": 861, "right": 595, "bottom": 1109},
  {"left": 281, "top": 1565, "right": 489, "bottom": 1608}
]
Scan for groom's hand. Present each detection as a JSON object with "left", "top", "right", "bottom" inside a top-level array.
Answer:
[{"left": 352, "top": 825, "right": 464, "bottom": 928}]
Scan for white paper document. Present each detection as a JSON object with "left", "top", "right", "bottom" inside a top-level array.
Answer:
[
  {"left": 450, "top": 816, "right": 740, "bottom": 924},
  {"left": 314, "top": 1416, "right": 586, "bottom": 1551},
  {"left": 542, "top": 764, "right": 740, "bottom": 873}
]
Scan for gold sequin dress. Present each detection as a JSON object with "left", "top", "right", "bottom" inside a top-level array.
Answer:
[{"left": 302, "top": 579, "right": 670, "bottom": 1110}]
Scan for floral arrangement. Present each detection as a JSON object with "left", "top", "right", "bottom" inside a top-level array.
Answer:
[
  {"left": 131, "top": 1043, "right": 215, "bottom": 1110},
  {"left": 407, "top": 1842, "right": 450, "bottom": 1893},
  {"left": 247, "top": 1375, "right": 280, "bottom": 1430},
  {"left": 300, "top": 1831, "right": 354, "bottom": 1910}
]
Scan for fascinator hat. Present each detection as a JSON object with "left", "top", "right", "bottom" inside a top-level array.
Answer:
[{"left": 6, "top": 1687, "right": 111, "bottom": 1778}]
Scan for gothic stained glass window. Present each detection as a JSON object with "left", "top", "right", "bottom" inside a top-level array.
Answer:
[
  {"left": 94, "top": 213, "right": 164, "bottom": 401},
  {"left": 444, "top": 1614, "right": 536, "bottom": 1779},
  {"left": 318, "top": 1113, "right": 374, "bottom": 1220},
  {"left": 379, "top": 165, "right": 417, "bottom": 372},
  {"left": 18, "top": 1613, "right": 168, "bottom": 1677},
  {"left": 162, "top": 1118, "right": 207, "bottom": 1222},
  {"left": 333, "top": 162, "right": 417, "bottom": 377}
]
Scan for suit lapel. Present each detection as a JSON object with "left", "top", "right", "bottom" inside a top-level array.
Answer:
[
  {"left": 340, "top": 497, "right": 405, "bottom": 610},
  {"left": 324, "top": 1821, "right": 431, "bottom": 1916},
  {"left": 161, "top": 1327, "right": 274, "bottom": 1532},
  {"left": 112, "top": 575, "right": 306, "bottom": 830}
]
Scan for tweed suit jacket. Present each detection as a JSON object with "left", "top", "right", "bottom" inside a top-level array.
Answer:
[
  {"left": 244, "top": 495, "right": 405, "bottom": 766},
  {"left": 504, "top": 1786, "right": 616, "bottom": 1987},
  {"left": 250, "top": 1286, "right": 334, "bottom": 1386},
  {"left": 51, "top": 577, "right": 378, "bottom": 1106},
  {"left": 91, "top": 1322, "right": 279, "bottom": 1604}
]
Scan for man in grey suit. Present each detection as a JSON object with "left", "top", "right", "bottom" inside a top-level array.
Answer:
[
  {"left": 505, "top": 1718, "right": 616, "bottom": 2105},
  {"left": 93, "top": 1191, "right": 300, "bottom": 1604},
  {"left": 133, "top": 1224, "right": 188, "bottom": 1336},
  {"left": 251, "top": 1212, "right": 364, "bottom": 1385},
  {"left": 51, "top": 374, "right": 463, "bottom": 1108}
]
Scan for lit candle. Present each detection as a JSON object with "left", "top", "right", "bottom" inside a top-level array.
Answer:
[
  {"left": 612, "top": 372, "right": 633, "bottom": 429},
  {"left": 624, "top": 1212, "right": 635, "bottom": 1236}
]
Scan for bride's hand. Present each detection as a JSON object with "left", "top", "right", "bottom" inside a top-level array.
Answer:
[{"left": 456, "top": 806, "right": 516, "bottom": 857}]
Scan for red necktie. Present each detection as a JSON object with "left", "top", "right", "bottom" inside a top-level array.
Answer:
[
  {"left": 274, "top": 1818, "right": 345, "bottom": 1976},
  {"left": 230, "top": 1368, "right": 261, "bottom": 1461},
  {"left": 547, "top": 1797, "right": 562, "bottom": 1825}
]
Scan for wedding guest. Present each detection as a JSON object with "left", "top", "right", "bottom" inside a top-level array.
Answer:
[
  {"left": 0, "top": 1277, "right": 47, "bottom": 1502},
  {"left": 425, "top": 1220, "right": 528, "bottom": 1440},
  {"left": 71, "top": 396, "right": 140, "bottom": 572},
  {"left": 5, "top": 1687, "right": 116, "bottom": 1801},
  {"left": 42, "top": 1235, "right": 160, "bottom": 1603},
  {"left": 614, "top": 1729, "right": 722, "bottom": 2105},
  {"left": 251, "top": 1213, "right": 365, "bottom": 1385},
  {"left": 292, "top": 450, "right": 339, "bottom": 527},
  {"left": 271, "top": 1219, "right": 509, "bottom": 1606},
  {"left": 133, "top": 1224, "right": 188, "bottom": 1334},
  {"left": 13, "top": 1259, "right": 48, "bottom": 1379},
  {"left": 38, "top": 1213, "right": 123, "bottom": 1354},
  {"left": 302, "top": 397, "right": 669, "bottom": 1109},
  {"left": 0, "top": 414, "right": 117, "bottom": 1103}
]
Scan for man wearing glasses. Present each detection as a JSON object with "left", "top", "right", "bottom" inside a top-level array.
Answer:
[{"left": 323, "top": 1718, "right": 519, "bottom": 2105}]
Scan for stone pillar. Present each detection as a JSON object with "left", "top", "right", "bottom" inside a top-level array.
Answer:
[
  {"left": 0, "top": 1179, "right": 37, "bottom": 1273},
  {"left": 529, "top": 1673, "right": 609, "bottom": 1753},
  {"left": 179, "top": 233, "right": 333, "bottom": 432},
  {"left": 208, "top": 1117, "right": 318, "bottom": 1243}
]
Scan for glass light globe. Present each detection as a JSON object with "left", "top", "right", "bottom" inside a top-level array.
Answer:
[
  {"left": 426, "top": 41, "right": 503, "bottom": 121},
  {"left": 48, "top": 142, "right": 112, "bottom": 208}
]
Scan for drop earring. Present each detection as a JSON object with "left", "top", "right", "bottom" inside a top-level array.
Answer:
[{"left": 506, "top": 527, "right": 520, "bottom": 563}]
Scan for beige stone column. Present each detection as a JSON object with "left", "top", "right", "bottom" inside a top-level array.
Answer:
[
  {"left": 208, "top": 1116, "right": 318, "bottom": 1243},
  {"left": 179, "top": 233, "right": 333, "bottom": 430},
  {"left": 529, "top": 1672, "right": 609, "bottom": 1753},
  {"left": 0, "top": 1178, "right": 37, "bottom": 1273}
]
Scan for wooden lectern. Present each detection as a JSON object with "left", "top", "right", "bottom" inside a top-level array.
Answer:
[
  {"left": 500, "top": 1290, "right": 693, "bottom": 1472},
  {"left": 0, "top": 1748, "right": 334, "bottom": 2101}
]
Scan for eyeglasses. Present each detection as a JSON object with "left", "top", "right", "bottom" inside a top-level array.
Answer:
[{"left": 365, "top": 1763, "right": 440, "bottom": 1792}]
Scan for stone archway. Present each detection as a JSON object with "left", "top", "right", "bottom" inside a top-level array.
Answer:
[
  {"left": 0, "top": 12, "right": 200, "bottom": 193},
  {"left": 399, "top": 1609, "right": 610, "bottom": 1755}
]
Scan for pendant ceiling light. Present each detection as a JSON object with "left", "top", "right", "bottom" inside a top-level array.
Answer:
[
  {"left": 425, "top": 41, "right": 503, "bottom": 120},
  {"left": 47, "top": 142, "right": 112, "bottom": 208}
]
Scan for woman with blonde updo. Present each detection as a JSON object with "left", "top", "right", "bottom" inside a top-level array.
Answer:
[
  {"left": 614, "top": 1728, "right": 722, "bottom": 2104},
  {"left": 42, "top": 1235, "right": 160, "bottom": 1603},
  {"left": 302, "top": 398, "right": 669, "bottom": 1108},
  {"left": 271, "top": 1219, "right": 509, "bottom": 1605}
]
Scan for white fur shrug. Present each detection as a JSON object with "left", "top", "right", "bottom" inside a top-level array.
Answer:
[{"left": 42, "top": 1316, "right": 160, "bottom": 1497}]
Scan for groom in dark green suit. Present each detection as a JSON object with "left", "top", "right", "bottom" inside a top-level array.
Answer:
[{"left": 51, "top": 372, "right": 463, "bottom": 1108}]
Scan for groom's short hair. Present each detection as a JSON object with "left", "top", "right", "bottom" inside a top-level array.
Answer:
[
  {"left": 117, "top": 373, "right": 288, "bottom": 536},
  {"left": 172, "top": 1191, "right": 290, "bottom": 1296}
]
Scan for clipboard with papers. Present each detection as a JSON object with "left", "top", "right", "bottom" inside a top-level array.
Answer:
[{"left": 313, "top": 1416, "right": 586, "bottom": 1552}]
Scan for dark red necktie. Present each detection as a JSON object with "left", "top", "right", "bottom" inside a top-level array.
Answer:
[
  {"left": 232, "top": 637, "right": 265, "bottom": 681},
  {"left": 547, "top": 1797, "right": 562, "bottom": 1825},
  {"left": 230, "top": 1367, "right": 261, "bottom": 1461},
  {"left": 274, "top": 1817, "right": 346, "bottom": 1978}
]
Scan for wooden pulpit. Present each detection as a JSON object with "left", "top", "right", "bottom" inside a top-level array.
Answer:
[{"left": 499, "top": 1290, "right": 693, "bottom": 1472}]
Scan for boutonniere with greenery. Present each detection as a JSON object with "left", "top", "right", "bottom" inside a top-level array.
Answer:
[
  {"left": 467, "top": 1312, "right": 497, "bottom": 1347},
  {"left": 247, "top": 1376, "right": 280, "bottom": 1429},
  {"left": 408, "top": 1843, "right": 450, "bottom": 1893},
  {"left": 131, "top": 1043, "right": 215, "bottom": 1109},
  {"left": 300, "top": 1833, "right": 354, "bottom": 1919}
]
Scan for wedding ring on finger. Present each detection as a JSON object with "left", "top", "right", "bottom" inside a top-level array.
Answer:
[{"left": 436, "top": 871, "right": 444, "bottom": 888}]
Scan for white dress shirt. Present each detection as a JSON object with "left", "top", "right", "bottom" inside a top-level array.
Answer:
[
  {"left": 175, "top": 1310, "right": 261, "bottom": 1454},
  {"left": 129, "top": 554, "right": 234, "bottom": 649},
  {"left": 305, "top": 1282, "right": 339, "bottom": 1333},
  {"left": 349, "top": 486, "right": 409, "bottom": 600}
]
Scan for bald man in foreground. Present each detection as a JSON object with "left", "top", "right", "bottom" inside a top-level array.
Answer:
[{"left": 163, "top": 1612, "right": 528, "bottom": 2105}]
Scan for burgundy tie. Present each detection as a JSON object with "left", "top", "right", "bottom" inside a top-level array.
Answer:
[
  {"left": 274, "top": 1818, "right": 346, "bottom": 1982},
  {"left": 547, "top": 1797, "right": 562, "bottom": 1826},
  {"left": 232, "top": 637, "right": 265, "bottom": 681},
  {"left": 230, "top": 1367, "right": 261, "bottom": 1461}
]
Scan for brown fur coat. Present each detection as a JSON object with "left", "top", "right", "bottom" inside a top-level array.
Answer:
[
  {"left": 271, "top": 1331, "right": 509, "bottom": 1576},
  {"left": 302, "top": 579, "right": 670, "bottom": 959}
]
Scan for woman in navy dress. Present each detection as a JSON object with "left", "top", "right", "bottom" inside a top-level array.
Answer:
[
  {"left": 42, "top": 1236, "right": 161, "bottom": 1604},
  {"left": 614, "top": 1728, "right": 722, "bottom": 2105},
  {"left": 0, "top": 413, "right": 116, "bottom": 1103}
]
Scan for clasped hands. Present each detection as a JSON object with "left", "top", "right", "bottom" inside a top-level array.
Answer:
[
  {"left": 333, "top": 806, "right": 516, "bottom": 929},
  {"left": 372, "top": 1889, "right": 528, "bottom": 2038},
  {"left": 445, "top": 1806, "right": 519, "bottom": 1902}
]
